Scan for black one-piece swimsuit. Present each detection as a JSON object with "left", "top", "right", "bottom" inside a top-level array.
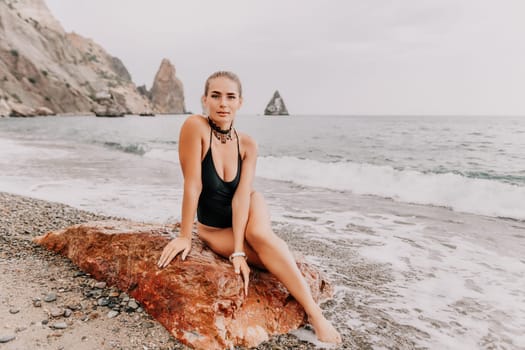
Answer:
[{"left": 197, "top": 129, "right": 242, "bottom": 228}]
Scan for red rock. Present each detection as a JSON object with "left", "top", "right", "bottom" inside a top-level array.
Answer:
[{"left": 33, "top": 220, "right": 333, "bottom": 349}]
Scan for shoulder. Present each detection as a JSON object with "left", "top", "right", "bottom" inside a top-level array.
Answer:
[
  {"left": 182, "top": 114, "right": 208, "bottom": 128},
  {"left": 237, "top": 131, "right": 258, "bottom": 157},
  {"left": 180, "top": 114, "right": 208, "bottom": 135}
]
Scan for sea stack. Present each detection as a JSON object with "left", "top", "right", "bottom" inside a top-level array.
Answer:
[
  {"left": 264, "top": 90, "right": 289, "bottom": 116},
  {"left": 149, "top": 58, "right": 186, "bottom": 114}
]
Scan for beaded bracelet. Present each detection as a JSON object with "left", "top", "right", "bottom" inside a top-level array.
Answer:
[{"left": 229, "top": 252, "right": 247, "bottom": 262}]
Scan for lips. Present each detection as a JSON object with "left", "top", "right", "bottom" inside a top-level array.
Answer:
[{"left": 217, "top": 112, "right": 229, "bottom": 116}]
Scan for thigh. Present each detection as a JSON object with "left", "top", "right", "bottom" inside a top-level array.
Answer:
[
  {"left": 197, "top": 224, "right": 263, "bottom": 267},
  {"left": 246, "top": 191, "right": 272, "bottom": 235},
  {"left": 245, "top": 192, "right": 276, "bottom": 246}
]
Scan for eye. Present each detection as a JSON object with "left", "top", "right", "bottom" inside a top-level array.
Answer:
[
  {"left": 211, "top": 94, "right": 219, "bottom": 98},
  {"left": 228, "top": 95, "right": 237, "bottom": 100}
]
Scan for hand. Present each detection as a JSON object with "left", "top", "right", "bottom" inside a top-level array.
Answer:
[
  {"left": 231, "top": 256, "right": 250, "bottom": 296},
  {"left": 157, "top": 236, "right": 192, "bottom": 268}
]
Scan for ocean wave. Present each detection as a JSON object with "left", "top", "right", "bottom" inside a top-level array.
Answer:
[
  {"left": 257, "top": 156, "right": 525, "bottom": 220},
  {"left": 103, "top": 142, "right": 148, "bottom": 156}
]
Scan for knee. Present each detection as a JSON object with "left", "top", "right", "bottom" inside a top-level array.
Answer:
[
  {"left": 250, "top": 191, "right": 264, "bottom": 203},
  {"left": 248, "top": 191, "right": 268, "bottom": 218},
  {"left": 247, "top": 230, "right": 287, "bottom": 254},
  {"left": 245, "top": 226, "right": 268, "bottom": 246},
  {"left": 245, "top": 224, "right": 285, "bottom": 250}
]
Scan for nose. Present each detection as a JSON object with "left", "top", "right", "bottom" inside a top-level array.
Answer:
[{"left": 219, "top": 96, "right": 228, "bottom": 106}]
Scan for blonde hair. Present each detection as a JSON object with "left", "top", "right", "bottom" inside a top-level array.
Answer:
[{"left": 204, "top": 71, "right": 242, "bottom": 97}]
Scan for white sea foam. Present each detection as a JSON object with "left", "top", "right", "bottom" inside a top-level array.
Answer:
[
  {"left": 143, "top": 148, "right": 178, "bottom": 163},
  {"left": 0, "top": 176, "right": 183, "bottom": 223},
  {"left": 257, "top": 156, "right": 525, "bottom": 220},
  {"left": 271, "top": 206, "right": 525, "bottom": 349},
  {"left": 362, "top": 232, "right": 525, "bottom": 349},
  {"left": 0, "top": 138, "right": 71, "bottom": 161},
  {"left": 290, "top": 208, "right": 525, "bottom": 349},
  {"left": 289, "top": 328, "right": 338, "bottom": 349}
]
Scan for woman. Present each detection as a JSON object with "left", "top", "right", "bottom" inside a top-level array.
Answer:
[{"left": 157, "top": 71, "right": 341, "bottom": 344}]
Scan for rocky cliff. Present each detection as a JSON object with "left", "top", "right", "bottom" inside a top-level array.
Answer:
[
  {"left": 149, "top": 58, "right": 186, "bottom": 114},
  {"left": 0, "top": 0, "right": 152, "bottom": 116},
  {"left": 264, "top": 90, "right": 289, "bottom": 116}
]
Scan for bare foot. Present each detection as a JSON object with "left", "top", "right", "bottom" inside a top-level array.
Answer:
[{"left": 309, "top": 312, "right": 342, "bottom": 344}]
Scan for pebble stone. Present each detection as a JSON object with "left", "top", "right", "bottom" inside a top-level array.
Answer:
[
  {"left": 94, "top": 281, "right": 106, "bottom": 289},
  {"left": 64, "top": 309, "right": 72, "bottom": 317},
  {"left": 50, "top": 308, "right": 64, "bottom": 317},
  {"left": 0, "top": 334, "right": 16, "bottom": 343},
  {"left": 98, "top": 297, "right": 110, "bottom": 306},
  {"left": 142, "top": 321, "right": 155, "bottom": 329},
  {"left": 51, "top": 322, "right": 68, "bottom": 329},
  {"left": 32, "top": 298, "right": 42, "bottom": 307},
  {"left": 127, "top": 300, "right": 139, "bottom": 310},
  {"left": 107, "top": 310, "right": 119, "bottom": 319},
  {"left": 9, "top": 308, "right": 20, "bottom": 314},
  {"left": 44, "top": 292, "right": 57, "bottom": 302}
]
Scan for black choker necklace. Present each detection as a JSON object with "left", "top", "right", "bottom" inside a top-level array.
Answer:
[{"left": 208, "top": 117, "right": 233, "bottom": 144}]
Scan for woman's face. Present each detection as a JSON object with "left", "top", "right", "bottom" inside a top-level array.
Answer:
[{"left": 202, "top": 77, "right": 243, "bottom": 125}]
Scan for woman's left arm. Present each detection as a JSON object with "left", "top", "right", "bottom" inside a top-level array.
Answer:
[
  {"left": 231, "top": 134, "right": 257, "bottom": 294},
  {"left": 232, "top": 134, "right": 257, "bottom": 250}
]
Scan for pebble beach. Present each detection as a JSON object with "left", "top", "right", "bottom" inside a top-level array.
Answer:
[
  {"left": 0, "top": 192, "right": 184, "bottom": 350},
  {"left": 0, "top": 192, "right": 356, "bottom": 349}
]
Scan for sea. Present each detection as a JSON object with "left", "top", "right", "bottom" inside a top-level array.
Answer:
[{"left": 1, "top": 114, "right": 524, "bottom": 349}]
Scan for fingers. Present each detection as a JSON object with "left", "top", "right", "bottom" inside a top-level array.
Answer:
[
  {"left": 181, "top": 245, "right": 191, "bottom": 261},
  {"left": 158, "top": 247, "right": 177, "bottom": 268},
  {"left": 160, "top": 248, "right": 179, "bottom": 268},
  {"left": 233, "top": 259, "right": 241, "bottom": 274},
  {"left": 233, "top": 259, "right": 250, "bottom": 296},
  {"left": 241, "top": 264, "right": 250, "bottom": 296},
  {"left": 157, "top": 238, "right": 191, "bottom": 268},
  {"left": 157, "top": 248, "right": 170, "bottom": 268},
  {"left": 158, "top": 242, "right": 173, "bottom": 265}
]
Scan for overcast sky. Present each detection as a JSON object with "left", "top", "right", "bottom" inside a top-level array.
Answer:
[{"left": 45, "top": 0, "right": 525, "bottom": 115}]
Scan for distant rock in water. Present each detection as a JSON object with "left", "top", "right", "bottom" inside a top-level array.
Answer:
[
  {"left": 0, "top": 0, "right": 152, "bottom": 115},
  {"left": 149, "top": 58, "right": 186, "bottom": 114},
  {"left": 92, "top": 90, "right": 126, "bottom": 117},
  {"left": 264, "top": 90, "right": 289, "bottom": 116}
]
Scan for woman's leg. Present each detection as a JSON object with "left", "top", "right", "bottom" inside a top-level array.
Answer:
[
  {"left": 197, "top": 224, "right": 265, "bottom": 268},
  {"left": 243, "top": 192, "right": 341, "bottom": 343},
  {"left": 197, "top": 193, "right": 341, "bottom": 343}
]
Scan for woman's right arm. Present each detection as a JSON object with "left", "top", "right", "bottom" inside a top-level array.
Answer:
[{"left": 158, "top": 115, "right": 203, "bottom": 268}]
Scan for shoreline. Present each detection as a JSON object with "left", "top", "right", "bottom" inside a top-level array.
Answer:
[
  {"left": 4, "top": 189, "right": 523, "bottom": 349},
  {"left": 0, "top": 191, "right": 349, "bottom": 349}
]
